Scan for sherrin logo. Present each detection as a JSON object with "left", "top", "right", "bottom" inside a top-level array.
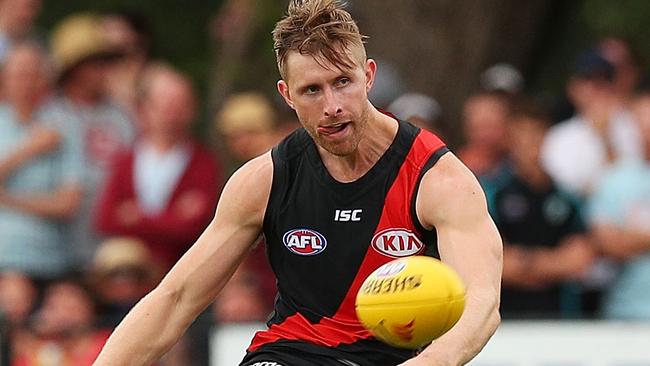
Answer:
[
  {"left": 282, "top": 228, "right": 327, "bottom": 256},
  {"left": 375, "top": 261, "right": 406, "bottom": 277},
  {"left": 372, "top": 228, "right": 424, "bottom": 257}
]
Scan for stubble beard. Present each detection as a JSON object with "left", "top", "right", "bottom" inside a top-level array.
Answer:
[{"left": 310, "top": 104, "right": 370, "bottom": 157}]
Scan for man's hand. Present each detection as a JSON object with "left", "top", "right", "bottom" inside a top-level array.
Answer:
[
  {"left": 0, "top": 126, "right": 61, "bottom": 182},
  {"left": 502, "top": 245, "right": 544, "bottom": 288},
  {"left": 25, "top": 126, "right": 61, "bottom": 157},
  {"left": 116, "top": 200, "right": 142, "bottom": 226}
]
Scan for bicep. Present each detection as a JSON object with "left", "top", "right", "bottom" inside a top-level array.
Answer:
[{"left": 416, "top": 154, "right": 502, "bottom": 291}]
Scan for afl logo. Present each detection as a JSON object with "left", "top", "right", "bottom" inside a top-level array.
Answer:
[
  {"left": 282, "top": 228, "right": 328, "bottom": 256},
  {"left": 372, "top": 228, "right": 424, "bottom": 257}
]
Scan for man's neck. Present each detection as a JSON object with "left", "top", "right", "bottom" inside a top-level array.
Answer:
[
  {"left": 145, "top": 132, "right": 187, "bottom": 154},
  {"left": 11, "top": 100, "right": 38, "bottom": 123},
  {"left": 319, "top": 107, "right": 398, "bottom": 183},
  {"left": 64, "top": 84, "right": 101, "bottom": 106},
  {"left": 515, "top": 161, "right": 550, "bottom": 191}
]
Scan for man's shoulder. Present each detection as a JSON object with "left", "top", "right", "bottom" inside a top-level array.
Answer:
[
  {"left": 37, "top": 97, "right": 82, "bottom": 127},
  {"left": 599, "top": 159, "right": 649, "bottom": 187},
  {"left": 235, "top": 152, "right": 274, "bottom": 179},
  {"left": 223, "top": 153, "right": 274, "bottom": 216},
  {"left": 0, "top": 103, "right": 14, "bottom": 126},
  {"left": 547, "top": 115, "right": 589, "bottom": 138}
]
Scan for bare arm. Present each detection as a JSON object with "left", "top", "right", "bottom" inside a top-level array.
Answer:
[
  {"left": 93, "top": 153, "right": 273, "bottom": 366},
  {"left": 0, "top": 183, "right": 82, "bottom": 220},
  {"left": 526, "top": 235, "right": 594, "bottom": 282},
  {"left": 0, "top": 126, "right": 61, "bottom": 181},
  {"left": 402, "top": 153, "right": 502, "bottom": 366},
  {"left": 592, "top": 223, "right": 650, "bottom": 261},
  {"left": 503, "top": 234, "right": 594, "bottom": 288}
]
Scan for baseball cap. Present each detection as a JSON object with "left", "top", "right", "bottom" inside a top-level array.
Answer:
[
  {"left": 480, "top": 63, "right": 524, "bottom": 94},
  {"left": 387, "top": 93, "right": 441, "bottom": 123},
  {"left": 573, "top": 49, "right": 615, "bottom": 81}
]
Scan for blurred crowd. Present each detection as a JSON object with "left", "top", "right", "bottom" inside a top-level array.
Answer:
[{"left": 0, "top": 0, "right": 649, "bottom": 365}]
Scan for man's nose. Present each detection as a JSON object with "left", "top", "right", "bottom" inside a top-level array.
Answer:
[{"left": 323, "top": 88, "right": 343, "bottom": 118}]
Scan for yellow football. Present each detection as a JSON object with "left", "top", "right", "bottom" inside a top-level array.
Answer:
[{"left": 355, "top": 256, "right": 466, "bottom": 349}]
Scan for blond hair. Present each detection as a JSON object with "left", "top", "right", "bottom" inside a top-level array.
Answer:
[{"left": 272, "top": 0, "right": 367, "bottom": 79}]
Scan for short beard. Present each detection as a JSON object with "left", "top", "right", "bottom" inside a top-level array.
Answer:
[{"left": 309, "top": 101, "right": 370, "bottom": 157}]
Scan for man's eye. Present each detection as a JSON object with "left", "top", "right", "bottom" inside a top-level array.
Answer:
[
  {"left": 337, "top": 78, "right": 350, "bottom": 86},
  {"left": 305, "top": 86, "right": 319, "bottom": 94}
]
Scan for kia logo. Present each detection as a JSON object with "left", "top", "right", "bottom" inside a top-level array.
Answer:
[{"left": 371, "top": 228, "right": 424, "bottom": 257}]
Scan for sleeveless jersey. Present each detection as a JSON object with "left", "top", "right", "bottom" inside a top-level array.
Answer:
[{"left": 248, "top": 120, "right": 448, "bottom": 365}]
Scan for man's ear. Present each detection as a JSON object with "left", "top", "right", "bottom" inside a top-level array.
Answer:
[
  {"left": 365, "top": 59, "right": 377, "bottom": 93},
  {"left": 277, "top": 80, "right": 295, "bottom": 110}
]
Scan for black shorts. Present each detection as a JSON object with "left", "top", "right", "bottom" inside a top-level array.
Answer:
[
  {"left": 240, "top": 349, "right": 362, "bottom": 366},
  {"left": 240, "top": 339, "right": 412, "bottom": 366}
]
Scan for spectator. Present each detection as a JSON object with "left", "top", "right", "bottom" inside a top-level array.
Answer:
[
  {"left": 598, "top": 37, "right": 642, "bottom": 107},
  {"left": 480, "top": 63, "right": 524, "bottom": 95},
  {"left": 541, "top": 49, "right": 642, "bottom": 196},
  {"left": 0, "top": 272, "right": 36, "bottom": 329},
  {"left": 486, "top": 99, "right": 594, "bottom": 318},
  {"left": 89, "top": 237, "right": 158, "bottom": 329},
  {"left": 0, "top": 43, "right": 83, "bottom": 279},
  {"left": 0, "top": 272, "right": 36, "bottom": 365},
  {"left": 367, "top": 59, "right": 404, "bottom": 109},
  {"left": 0, "top": 0, "right": 42, "bottom": 64},
  {"left": 12, "top": 278, "right": 110, "bottom": 365},
  {"left": 457, "top": 89, "right": 510, "bottom": 178},
  {"left": 213, "top": 92, "right": 279, "bottom": 320},
  {"left": 215, "top": 92, "right": 278, "bottom": 172},
  {"left": 387, "top": 92, "right": 443, "bottom": 136},
  {"left": 213, "top": 263, "right": 272, "bottom": 323},
  {"left": 588, "top": 79, "right": 650, "bottom": 319},
  {"left": 102, "top": 11, "right": 153, "bottom": 117},
  {"left": 48, "top": 13, "right": 136, "bottom": 265},
  {"left": 95, "top": 63, "right": 222, "bottom": 270}
]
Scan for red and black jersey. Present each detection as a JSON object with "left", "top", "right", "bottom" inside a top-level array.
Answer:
[{"left": 247, "top": 120, "right": 448, "bottom": 365}]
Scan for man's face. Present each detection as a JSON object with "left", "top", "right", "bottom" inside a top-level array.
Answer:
[
  {"left": 508, "top": 117, "right": 546, "bottom": 169},
  {"left": 463, "top": 95, "right": 508, "bottom": 150},
  {"left": 277, "top": 51, "right": 375, "bottom": 156},
  {"left": 2, "top": 46, "right": 46, "bottom": 105},
  {"left": 141, "top": 73, "right": 195, "bottom": 136}
]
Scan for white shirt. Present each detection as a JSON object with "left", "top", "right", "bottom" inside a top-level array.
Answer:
[
  {"left": 541, "top": 110, "right": 642, "bottom": 196},
  {"left": 134, "top": 141, "right": 192, "bottom": 215}
]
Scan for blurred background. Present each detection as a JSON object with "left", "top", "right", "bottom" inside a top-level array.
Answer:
[{"left": 1, "top": 0, "right": 650, "bottom": 365}]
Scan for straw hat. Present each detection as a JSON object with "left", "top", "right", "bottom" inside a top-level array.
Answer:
[
  {"left": 216, "top": 92, "right": 276, "bottom": 135},
  {"left": 50, "top": 13, "right": 120, "bottom": 78},
  {"left": 91, "top": 237, "right": 155, "bottom": 278}
]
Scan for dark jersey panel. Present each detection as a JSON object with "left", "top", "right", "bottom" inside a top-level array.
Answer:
[
  {"left": 262, "top": 124, "right": 420, "bottom": 322},
  {"left": 250, "top": 120, "right": 447, "bottom": 363}
]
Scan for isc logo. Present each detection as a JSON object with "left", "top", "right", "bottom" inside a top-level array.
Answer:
[
  {"left": 372, "top": 228, "right": 424, "bottom": 257},
  {"left": 282, "top": 228, "right": 328, "bottom": 256},
  {"left": 334, "top": 209, "right": 362, "bottom": 222}
]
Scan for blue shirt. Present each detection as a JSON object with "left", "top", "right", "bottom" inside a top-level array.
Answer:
[
  {"left": 46, "top": 97, "right": 135, "bottom": 264},
  {"left": 0, "top": 102, "right": 84, "bottom": 278},
  {"left": 589, "top": 160, "right": 650, "bottom": 319}
]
